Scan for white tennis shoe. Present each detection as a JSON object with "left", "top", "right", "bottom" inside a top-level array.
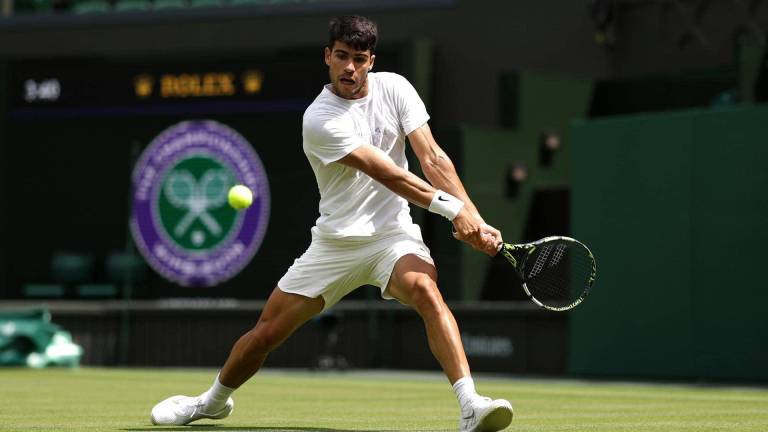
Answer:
[
  {"left": 460, "top": 396, "right": 513, "bottom": 432},
  {"left": 150, "top": 394, "right": 234, "bottom": 426}
]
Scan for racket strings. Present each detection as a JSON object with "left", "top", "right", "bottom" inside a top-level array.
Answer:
[
  {"left": 527, "top": 244, "right": 553, "bottom": 278},
  {"left": 524, "top": 241, "right": 594, "bottom": 309}
]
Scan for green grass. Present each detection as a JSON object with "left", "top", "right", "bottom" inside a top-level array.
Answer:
[{"left": 0, "top": 368, "right": 767, "bottom": 431}]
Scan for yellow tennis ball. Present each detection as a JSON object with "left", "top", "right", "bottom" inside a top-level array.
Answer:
[{"left": 228, "top": 184, "right": 253, "bottom": 210}]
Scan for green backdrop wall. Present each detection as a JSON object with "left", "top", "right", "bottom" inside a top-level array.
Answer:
[
  {"left": 435, "top": 72, "right": 592, "bottom": 301},
  {"left": 569, "top": 105, "right": 768, "bottom": 381}
]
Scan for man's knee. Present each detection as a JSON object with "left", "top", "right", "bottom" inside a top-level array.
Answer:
[
  {"left": 409, "top": 275, "right": 446, "bottom": 316},
  {"left": 241, "top": 322, "right": 285, "bottom": 355}
]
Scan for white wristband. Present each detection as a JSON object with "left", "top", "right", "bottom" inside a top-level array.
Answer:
[{"left": 428, "top": 190, "right": 464, "bottom": 221}]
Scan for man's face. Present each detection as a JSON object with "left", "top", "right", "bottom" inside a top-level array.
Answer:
[{"left": 325, "top": 41, "right": 376, "bottom": 100}]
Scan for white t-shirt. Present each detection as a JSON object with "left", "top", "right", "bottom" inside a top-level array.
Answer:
[{"left": 302, "top": 72, "right": 430, "bottom": 238}]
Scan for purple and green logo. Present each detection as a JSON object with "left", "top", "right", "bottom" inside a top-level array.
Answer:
[{"left": 131, "top": 120, "right": 270, "bottom": 287}]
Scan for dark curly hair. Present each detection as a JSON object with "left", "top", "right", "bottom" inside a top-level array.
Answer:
[{"left": 328, "top": 15, "right": 378, "bottom": 53}]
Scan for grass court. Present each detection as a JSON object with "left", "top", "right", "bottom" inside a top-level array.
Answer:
[{"left": 1, "top": 367, "right": 766, "bottom": 431}]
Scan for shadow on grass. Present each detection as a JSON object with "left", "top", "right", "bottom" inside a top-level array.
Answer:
[{"left": 122, "top": 427, "right": 449, "bottom": 432}]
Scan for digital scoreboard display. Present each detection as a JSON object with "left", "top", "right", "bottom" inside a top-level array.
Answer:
[
  {"left": 13, "top": 64, "right": 269, "bottom": 105},
  {"left": 7, "top": 51, "right": 333, "bottom": 120}
]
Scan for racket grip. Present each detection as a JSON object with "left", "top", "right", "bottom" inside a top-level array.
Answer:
[{"left": 451, "top": 227, "right": 504, "bottom": 250}]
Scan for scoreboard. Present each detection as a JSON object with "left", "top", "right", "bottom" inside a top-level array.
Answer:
[{"left": 7, "top": 53, "right": 325, "bottom": 119}]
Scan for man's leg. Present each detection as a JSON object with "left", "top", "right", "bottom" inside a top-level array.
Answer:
[
  {"left": 150, "top": 287, "right": 324, "bottom": 426},
  {"left": 385, "top": 254, "right": 512, "bottom": 432},
  {"left": 219, "top": 288, "right": 325, "bottom": 388},
  {"left": 385, "top": 254, "right": 468, "bottom": 383}
]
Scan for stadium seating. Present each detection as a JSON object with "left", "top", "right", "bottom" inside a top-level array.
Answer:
[
  {"left": 228, "top": 0, "right": 262, "bottom": 6},
  {"left": 152, "top": 0, "right": 186, "bottom": 10},
  {"left": 11, "top": 0, "right": 53, "bottom": 14},
  {"left": 71, "top": 0, "right": 111, "bottom": 13},
  {"left": 75, "top": 283, "right": 118, "bottom": 298},
  {"left": 187, "top": 0, "right": 221, "bottom": 8},
  {"left": 1, "top": 0, "right": 328, "bottom": 15},
  {"left": 50, "top": 251, "right": 94, "bottom": 285},
  {"left": 105, "top": 250, "right": 146, "bottom": 287},
  {"left": 19, "top": 250, "right": 146, "bottom": 300},
  {"left": 22, "top": 251, "right": 95, "bottom": 299},
  {"left": 22, "top": 284, "right": 65, "bottom": 299},
  {"left": 113, "top": 0, "right": 150, "bottom": 12}
]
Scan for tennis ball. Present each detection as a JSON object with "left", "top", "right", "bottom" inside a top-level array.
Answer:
[{"left": 228, "top": 184, "right": 253, "bottom": 210}]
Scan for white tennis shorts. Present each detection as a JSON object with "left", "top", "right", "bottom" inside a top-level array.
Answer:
[{"left": 278, "top": 224, "right": 434, "bottom": 311}]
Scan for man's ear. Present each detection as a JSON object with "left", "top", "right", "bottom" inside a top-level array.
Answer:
[
  {"left": 368, "top": 54, "right": 376, "bottom": 71},
  {"left": 324, "top": 47, "right": 332, "bottom": 66}
]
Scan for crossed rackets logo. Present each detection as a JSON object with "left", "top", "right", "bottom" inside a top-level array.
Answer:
[{"left": 164, "top": 169, "right": 231, "bottom": 239}]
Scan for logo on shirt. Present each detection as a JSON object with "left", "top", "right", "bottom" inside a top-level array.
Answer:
[{"left": 131, "top": 120, "right": 270, "bottom": 287}]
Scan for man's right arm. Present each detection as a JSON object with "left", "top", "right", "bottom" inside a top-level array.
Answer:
[{"left": 337, "top": 144, "right": 434, "bottom": 209}]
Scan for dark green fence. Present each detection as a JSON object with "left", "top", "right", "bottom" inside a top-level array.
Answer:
[{"left": 570, "top": 105, "right": 768, "bottom": 381}]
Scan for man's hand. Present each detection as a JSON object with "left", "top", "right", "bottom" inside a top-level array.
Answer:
[
  {"left": 480, "top": 223, "right": 503, "bottom": 256},
  {"left": 452, "top": 209, "right": 502, "bottom": 256}
]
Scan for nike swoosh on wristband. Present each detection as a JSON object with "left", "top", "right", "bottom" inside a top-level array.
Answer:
[{"left": 438, "top": 196, "right": 449, "bottom": 202}]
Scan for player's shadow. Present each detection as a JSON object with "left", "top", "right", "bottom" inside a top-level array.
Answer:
[{"left": 122, "top": 427, "right": 449, "bottom": 432}]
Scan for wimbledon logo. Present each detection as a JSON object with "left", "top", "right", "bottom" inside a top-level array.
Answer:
[{"left": 131, "top": 120, "right": 270, "bottom": 287}]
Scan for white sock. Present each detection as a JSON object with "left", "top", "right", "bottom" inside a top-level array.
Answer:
[
  {"left": 452, "top": 376, "right": 479, "bottom": 412},
  {"left": 201, "top": 374, "right": 235, "bottom": 412}
]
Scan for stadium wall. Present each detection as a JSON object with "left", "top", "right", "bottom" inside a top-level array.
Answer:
[
  {"left": 4, "top": 300, "right": 567, "bottom": 374},
  {"left": 569, "top": 104, "right": 768, "bottom": 381}
]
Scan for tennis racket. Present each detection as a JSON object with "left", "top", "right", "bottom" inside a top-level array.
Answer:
[{"left": 497, "top": 236, "right": 596, "bottom": 311}]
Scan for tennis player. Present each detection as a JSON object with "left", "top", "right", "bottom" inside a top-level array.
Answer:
[{"left": 151, "top": 14, "right": 513, "bottom": 432}]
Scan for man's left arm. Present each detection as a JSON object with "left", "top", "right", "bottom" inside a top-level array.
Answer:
[
  {"left": 407, "top": 123, "right": 501, "bottom": 247},
  {"left": 408, "top": 123, "right": 481, "bottom": 220}
]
